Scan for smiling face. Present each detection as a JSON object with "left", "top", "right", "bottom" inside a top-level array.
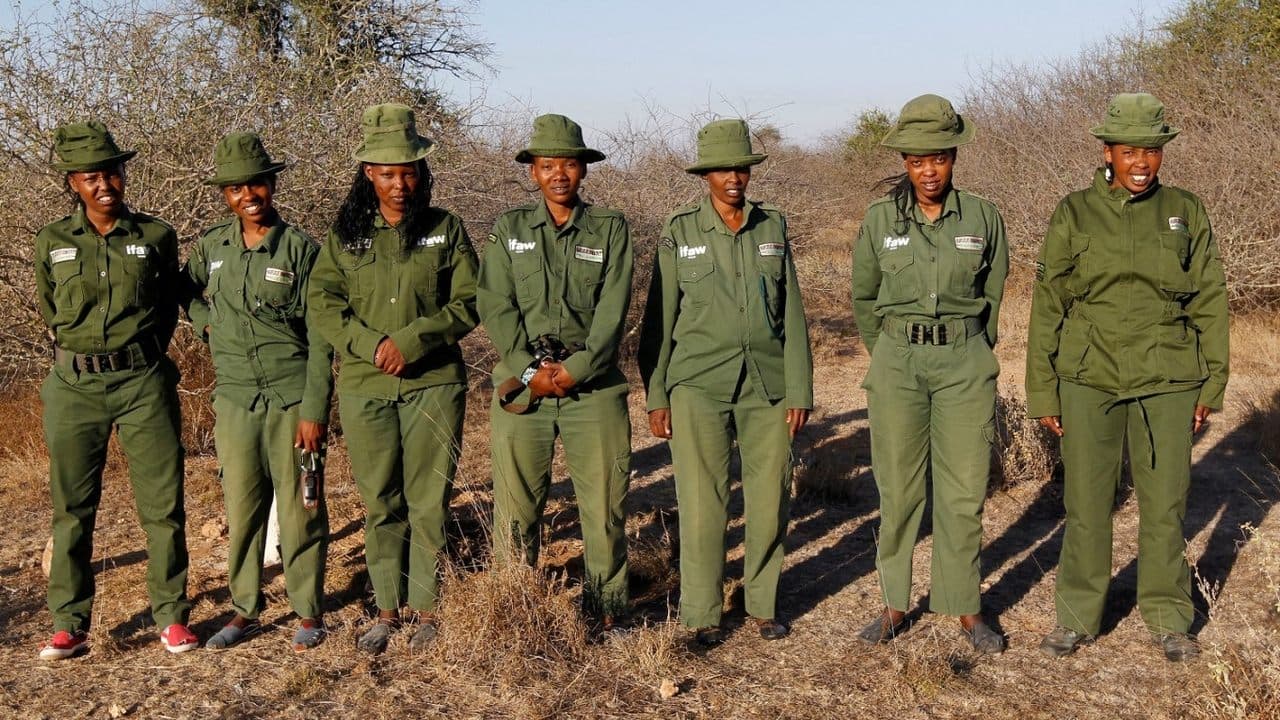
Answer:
[
  {"left": 1104, "top": 143, "right": 1163, "bottom": 194},
  {"left": 67, "top": 165, "right": 127, "bottom": 217},
  {"left": 221, "top": 176, "right": 275, "bottom": 225},
  {"left": 903, "top": 151, "right": 954, "bottom": 205},
  {"left": 529, "top": 156, "right": 586, "bottom": 207},
  {"left": 363, "top": 162, "right": 421, "bottom": 218},
  {"left": 705, "top": 168, "right": 750, "bottom": 208}
]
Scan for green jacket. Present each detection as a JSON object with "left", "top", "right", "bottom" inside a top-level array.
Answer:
[
  {"left": 35, "top": 206, "right": 179, "bottom": 354},
  {"left": 1025, "top": 170, "right": 1229, "bottom": 416},
  {"left": 308, "top": 209, "right": 479, "bottom": 399},
  {"left": 851, "top": 187, "right": 1009, "bottom": 354},
  {"left": 639, "top": 196, "right": 813, "bottom": 411},
  {"left": 183, "top": 216, "right": 334, "bottom": 422},
  {"left": 477, "top": 201, "right": 633, "bottom": 388}
]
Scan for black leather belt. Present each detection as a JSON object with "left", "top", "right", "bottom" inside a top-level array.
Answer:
[
  {"left": 55, "top": 338, "right": 161, "bottom": 373},
  {"left": 907, "top": 322, "right": 949, "bottom": 345}
]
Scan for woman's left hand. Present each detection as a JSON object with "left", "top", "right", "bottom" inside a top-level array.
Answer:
[
  {"left": 294, "top": 420, "right": 327, "bottom": 453},
  {"left": 787, "top": 408, "right": 809, "bottom": 438},
  {"left": 374, "top": 337, "right": 406, "bottom": 376},
  {"left": 1193, "top": 405, "right": 1212, "bottom": 434}
]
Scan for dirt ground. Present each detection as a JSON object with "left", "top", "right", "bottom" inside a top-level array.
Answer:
[{"left": 0, "top": 318, "right": 1277, "bottom": 720}]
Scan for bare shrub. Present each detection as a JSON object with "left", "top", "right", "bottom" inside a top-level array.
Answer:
[{"left": 991, "top": 392, "right": 1058, "bottom": 492}]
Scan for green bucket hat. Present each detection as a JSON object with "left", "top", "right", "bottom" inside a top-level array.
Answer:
[
  {"left": 684, "top": 119, "right": 767, "bottom": 174},
  {"left": 352, "top": 103, "right": 436, "bottom": 164},
  {"left": 51, "top": 120, "right": 137, "bottom": 172},
  {"left": 880, "top": 94, "right": 975, "bottom": 155},
  {"left": 204, "top": 132, "right": 287, "bottom": 186},
  {"left": 1090, "top": 93, "right": 1180, "bottom": 147},
  {"left": 515, "top": 114, "right": 605, "bottom": 164}
]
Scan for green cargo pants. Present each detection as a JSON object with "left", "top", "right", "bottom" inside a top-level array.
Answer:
[
  {"left": 668, "top": 380, "right": 794, "bottom": 629},
  {"left": 863, "top": 324, "right": 998, "bottom": 616},
  {"left": 1056, "top": 381, "right": 1198, "bottom": 636},
  {"left": 212, "top": 395, "right": 328, "bottom": 620},
  {"left": 490, "top": 381, "right": 631, "bottom": 616},
  {"left": 340, "top": 384, "right": 465, "bottom": 613},
  {"left": 40, "top": 357, "right": 189, "bottom": 633}
]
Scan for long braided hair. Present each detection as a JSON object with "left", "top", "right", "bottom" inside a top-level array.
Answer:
[
  {"left": 333, "top": 159, "right": 435, "bottom": 257},
  {"left": 872, "top": 149, "right": 957, "bottom": 235}
]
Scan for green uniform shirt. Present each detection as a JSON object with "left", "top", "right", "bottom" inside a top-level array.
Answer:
[
  {"left": 35, "top": 207, "right": 179, "bottom": 354},
  {"left": 850, "top": 188, "right": 1009, "bottom": 353},
  {"left": 477, "top": 201, "right": 633, "bottom": 387},
  {"left": 183, "top": 216, "right": 334, "bottom": 422},
  {"left": 639, "top": 196, "right": 813, "bottom": 411},
  {"left": 308, "top": 209, "right": 479, "bottom": 399},
  {"left": 1025, "top": 170, "right": 1229, "bottom": 417}
]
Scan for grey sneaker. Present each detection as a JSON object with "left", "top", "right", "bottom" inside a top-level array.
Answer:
[
  {"left": 964, "top": 621, "right": 1006, "bottom": 655},
  {"left": 407, "top": 620, "right": 438, "bottom": 652},
  {"left": 857, "top": 612, "right": 906, "bottom": 644},
  {"left": 291, "top": 623, "right": 325, "bottom": 653},
  {"left": 1153, "top": 632, "right": 1200, "bottom": 662},
  {"left": 205, "top": 621, "right": 256, "bottom": 650},
  {"left": 1039, "top": 626, "right": 1094, "bottom": 658},
  {"left": 357, "top": 621, "right": 394, "bottom": 654}
]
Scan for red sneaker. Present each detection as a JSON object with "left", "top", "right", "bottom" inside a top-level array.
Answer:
[
  {"left": 39, "top": 630, "right": 88, "bottom": 660},
  {"left": 160, "top": 623, "right": 198, "bottom": 654}
]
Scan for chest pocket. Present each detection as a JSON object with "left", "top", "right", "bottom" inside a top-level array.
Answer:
[
  {"left": 877, "top": 248, "right": 918, "bottom": 303},
  {"left": 255, "top": 266, "right": 300, "bottom": 321},
  {"left": 339, "top": 251, "right": 377, "bottom": 302},
  {"left": 410, "top": 247, "right": 445, "bottom": 308},
  {"left": 566, "top": 254, "right": 606, "bottom": 310},
  {"left": 677, "top": 260, "right": 715, "bottom": 309},
  {"left": 122, "top": 251, "right": 161, "bottom": 306},
  {"left": 1158, "top": 231, "right": 1196, "bottom": 296},
  {"left": 754, "top": 252, "right": 785, "bottom": 325},
  {"left": 50, "top": 259, "right": 86, "bottom": 320},
  {"left": 949, "top": 239, "right": 988, "bottom": 296},
  {"left": 512, "top": 253, "right": 545, "bottom": 303},
  {"left": 1064, "top": 233, "right": 1092, "bottom": 299}
]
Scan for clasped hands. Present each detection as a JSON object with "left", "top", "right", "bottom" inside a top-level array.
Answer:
[{"left": 527, "top": 361, "right": 577, "bottom": 399}]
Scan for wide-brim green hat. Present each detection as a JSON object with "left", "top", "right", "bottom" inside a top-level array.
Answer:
[
  {"left": 51, "top": 120, "right": 137, "bottom": 172},
  {"left": 204, "top": 132, "right": 287, "bottom": 186},
  {"left": 515, "top": 113, "right": 605, "bottom": 164},
  {"left": 1090, "top": 93, "right": 1180, "bottom": 147},
  {"left": 684, "top": 118, "right": 767, "bottom": 174},
  {"left": 353, "top": 103, "right": 437, "bottom": 164},
  {"left": 880, "top": 94, "right": 975, "bottom": 155}
]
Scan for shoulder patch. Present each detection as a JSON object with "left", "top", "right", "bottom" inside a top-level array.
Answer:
[
  {"left": 659, "top": 237, "right": 675, "bottom": 249},
  {"left": 487, "top": 233, "right": 498, "bottom": 244},
  {"left": 1035, "top": 261, "right": 1046, "bottom": 280}
]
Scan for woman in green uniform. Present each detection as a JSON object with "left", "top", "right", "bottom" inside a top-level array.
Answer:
[
  {"left": 309, "top": 104, "right": 479, "bottom": 654},
  {"left": 640, "top": 118, "right": 813, "bottom": 646},
  {"left": 184, "top": 133, "right": 334, "bottom": 652},
  {"left": 850, "top": 95, "right": 1009, "bottom": 654},
  {"left": 36, "top": 121, "right": 195, "bottom": 659},
  {"left": 1026, "top": 93, "right": 1228, "bottom": 662}
]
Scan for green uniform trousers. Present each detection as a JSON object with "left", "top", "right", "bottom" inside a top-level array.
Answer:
[
  {"left": 669, "top": 380, "right": 793, "bottom": 629},
  {"left": 1056, "top": 381, "right": 1198, "bottom": 636},
  {"left": 490, "top": 383, "right": 631, "bottom": 616},
  {"left": 40, "top": 357, "right": 189, "bottom": 633},
  {"left": 340, "top": 384, "right": 464, "bottom": 612},
  {"left": 212, "top": 395, "right": 328, "bottom": 620},
  {"left": 864, "top": 326, "right": 997, "bottom": 616}
]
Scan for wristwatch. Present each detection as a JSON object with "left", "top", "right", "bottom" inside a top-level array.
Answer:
[{"left": 520, "top": 365, "right": 538, "bottom": 385}]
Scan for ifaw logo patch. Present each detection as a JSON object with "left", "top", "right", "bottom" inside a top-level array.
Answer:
[{"left": 882, "top": 236, "right": 909, "bottom": 251}]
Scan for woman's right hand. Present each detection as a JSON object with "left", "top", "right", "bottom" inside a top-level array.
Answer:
[
  {"left": 649, "top": 409, "right": 672, "bottom": 439},
  {"left": 1039, "top": 416, "right": 1064, "bottom": 437}
]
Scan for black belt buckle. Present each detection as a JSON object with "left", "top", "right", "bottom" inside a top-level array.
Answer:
[
  {"left": 907, "top": 322, "right": 947, "bottom": 345},
  {"left": 79, "top": 350, "right": 126, "bottom": 373}
]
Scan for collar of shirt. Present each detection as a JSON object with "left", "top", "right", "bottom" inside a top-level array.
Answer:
[
  {"left": 526, "top": 200, "right": 585, "bottom": 236},
  {"left": 909, "top": 187, "right": 962, "bottom": 226},
  {"left": 1091, "top": 167, "right": 1162, "bottom": 205},
  {"left": 695, "top": 195, "right": 763, "bottom": 236},
  {"left": 72, "top": 205, "right": 139, "bottom": 238}
]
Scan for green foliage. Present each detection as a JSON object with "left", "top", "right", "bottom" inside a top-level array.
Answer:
[
  {"left": 842, "top": 108, "right": 893, "bottom": 160},
  {"left": 1161, "top": 0, "right": 1280, "bottom": 65}
]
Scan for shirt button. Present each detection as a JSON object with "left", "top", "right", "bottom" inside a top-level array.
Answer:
[
  {"left": 736, "top": 271, "right": 741, "bottom": 277},
  {"left": 739, "top": 306, "right": 745, "bottom": 312},
  {"left": 99, "top": 307, "right": 107, "bottom": 313},
  {"left": 390, "top": 297, "right": 397, "bottom": 304},
  {"left": 99, "top": 271, "right": 106, "bottom": 277},
  {"left": 929, "top": 292, "right": 937, "bottom": 298}
]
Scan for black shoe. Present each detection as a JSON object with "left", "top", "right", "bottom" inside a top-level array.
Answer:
[
  {"left": 1039, "top": 626, "right": 1094, "bottom": 658},
  {"left": 857, "top": 612, "right": 906, "bottom": 644},
  {"left": 1153, "top": 632, "right": 1199, "bottom": 662},
  {"left": 963, "top": 621, "right": 1005, "bottom": 655},
  {"left": 691, "top": 626, "right": 724, "bottom": 648},
  {"left": 752, "top": 617, "right": 789, "bottom": 640}
]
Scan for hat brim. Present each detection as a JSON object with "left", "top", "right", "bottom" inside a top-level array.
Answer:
[
  {"left": 53, "top": 150, "right": 137, "bottom": 172},
  {"left": 353, "top": 140, "right": 436, "bottom": 165},
  {"left": 1089, "top": 126, "right": 1180, "bottom": 147},
  {"left": 684, "top": 153, "right": 768, "bottom": 174},
  {"left": 881, "top": 122, "right": 976, "bottom": 155},
  {"left": 203, "top": 162, "right": 288, "bottom": 186},
  {"left": 515, "top": 147, "right": 606, "bottom": 164}
]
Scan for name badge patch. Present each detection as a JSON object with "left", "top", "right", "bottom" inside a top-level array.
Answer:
[
  {"left": 49, "top": 247, "right": 78, "bottom": 264},
  {"left": 575, "top": 246, "right": 604, "bottom": 263},
  {"left": 508, "top": 239, "right": 535, "bottom": 254},
  {"left": 954, "top": 236, "right": 985, "bottom": 252},
  {"left": 883, "top": 236, "right": 910, "bottom": 251},
  {"left": 417, "top": 235, "right": 446, "bottom": 248},
  {"left": 1168, "top": 216, "right": 1187, "bottom": 232},
  {"left": 264, "top": 267, "right": 295, "bottom": 285},
  {"left": 758, "top": 242, "right": 785, "bottom": 257},
  {"left": 125, "top": 244, "right": 150, "bottom": 257},
  {"left": 209, "top": 260, "right": 223, "bottom": 272},
  {"left": 678, "top": 245, "right": 707, "bottom": 259}
]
